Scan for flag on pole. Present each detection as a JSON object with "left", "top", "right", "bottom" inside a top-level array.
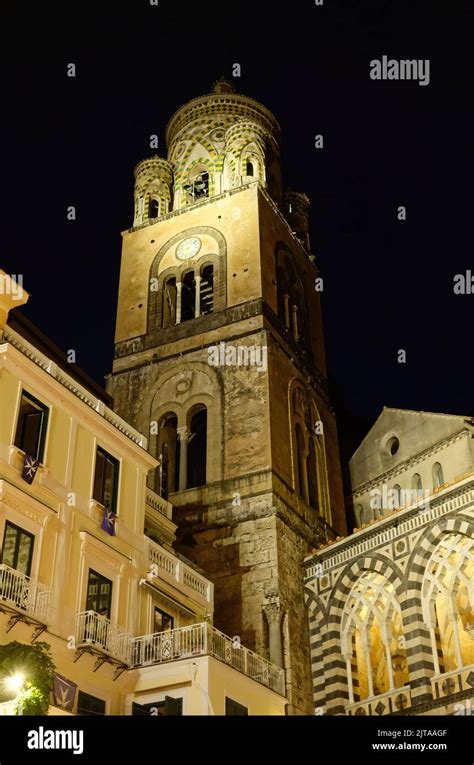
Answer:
[{"left": 21, "top": 454, "right": 39, "bottom": 484}]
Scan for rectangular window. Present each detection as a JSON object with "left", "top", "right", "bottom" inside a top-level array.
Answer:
[
  {"left": 154, "top": 607, "right": 174, "bottom": 633},
  {"left": 86, "top": 570, "right": 113, "bottom": 618},
  {"left": 93, "top": 447, "right": 119, "bottom": 513},
  {"left": 14, "top": 391, "right": 49, "bottom": 462},
  {"left": 77, "top": 691, "right": 106, "bottom": 716},
  {"left": 225, "top": 697, "right": 248, "bottom": 716},
  {"left": 132, "top": 697, "right": 182, "bottom": 716},
  {"left": 1, "top": 522, "right": 35, "bottom": 576}
]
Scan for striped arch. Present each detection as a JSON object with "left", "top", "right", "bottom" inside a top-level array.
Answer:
[
  {"left": 173, "top": 130, "right": 215, "bottom": 176},
  {"left": 215, "top": 150, "right": 227, "bottom": 174},
  {"left": 324, "top": 555, "right": 404, "bottom": 714},
  {"left": 406, "top": 515, "right": 474, "bottom": 582},
  {"left": 402, "top": 515, "right": 474, "bottom": 700},
  {"left": 176, "top": 156, "right": 216, "bottom": 195},
  {"left": 240, "top": 142, "right": 265, "bottom": 182},
  {"left": 305, "top": 588, "right": 329, "bottom": 712}
]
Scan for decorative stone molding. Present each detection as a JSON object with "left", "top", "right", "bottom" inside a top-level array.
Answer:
[{"left": 3, "top": 327, "right": 148, "bottom": 449}]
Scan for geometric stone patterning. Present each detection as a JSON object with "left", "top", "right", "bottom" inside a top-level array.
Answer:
[{"left": 304, "top": 477, "right": 474, "bottom": 715}]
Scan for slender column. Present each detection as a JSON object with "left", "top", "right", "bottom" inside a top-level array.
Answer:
[
  {"left": 177, "top": 426, "right": 190, "bottom": 492},
  {"left": 283, "top": 294, "right": 290, "bottom": 329},
  {"left": 301, "top": 441, "right": 310, "bottom": 505},
  {"left": 344, "top": 654, "right": 354, "bottom": 703},
  {"left": 429, "top": 624, "right": 441, "bottom": 676},
  {"left": 194, "top": 275, "right": 201, "bottom": 318},
  {"left": 176, "top": 282, "right": 183, "bottom": 325},
  {"left": 448, "top": 603, "right": 463, "bottom": 669},
  {"left": 383, "top": 637, "right": 395, "bottom": 691},
  {"left": 291, "top": 304, "right": 299, "bottom": 341},
  {"left": 362, "top": 639, "right": 374, "bottom": 698},
  {"left": 262, "top": 597, "right": 283, "bottom": 668}
]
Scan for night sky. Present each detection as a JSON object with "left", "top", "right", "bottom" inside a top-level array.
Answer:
[{"left": 6, "top": 1, "right": 473, "bottom": 466}]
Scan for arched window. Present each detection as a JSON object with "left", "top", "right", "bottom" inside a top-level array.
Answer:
[
  {"left": 246, "top": 159, "right": 254, "bottom": 177},
  {"left": 392, "top": 484, "right": 401, "bottom": 509},
  {"left": 422, "top": 534, "right": 474, "bottom": 675},
  {"left": 412, "top": 473, "right": 423, "bottom": 500},
  {"left": 354, "top": 504, "right": 364, "bottom": 526},
  {"left": 162, "top": 277, "right": 177, "bottom": 328},
  {"left": 181, "top": 271, "right": 196, "bottom": 323},
  {"left": 307, "top": 438, "right": 318, "bottom": 510},
  {"left": 295, "top": 422, "right": 307, "bottom": 501},
  {"left": 276, "top": 252, "right": 310, "bottom": 351},
  {"left": 157, "top": 413, "right": 179, "bottom": 497},
  {"left": 433, "top": 462, "right": 444, "bottom": 489},
  {"left": 184, "top": 165, "right": 210, "bottom": 203},
  {"left": 200, "top": 264, "right": 214, "bottom": 315},
  {"left": 187, "top": 406, "right": 207, "bottom": 488},
  {"left": 342, "top": 572, "right": 407, "bottom": 704},
  {"left": 148, "top": 197, "right": 159, "bottom": 219}
]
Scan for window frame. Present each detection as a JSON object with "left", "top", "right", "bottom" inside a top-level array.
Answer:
[
  {"left": 132, "top": 697, "right": 183, "bottom": 716},
  {"left": 14, "top": 390, "right": 49, "bottom": 463},
  {"left": 93, "top": 446, "right": 120, "bottom": 514},
  {"left": 0, "top": 521, "right": 35, "bottom": 577},
  {"left": 76, "top": 690, "right": 106, "bottom": 716},
  {"left": 225, "top": 697, "right": 248, "bottom": 716},
  {"left": 153, "top": 606, "right": 174, "bottom": 633},
  {"left": 85, "top": 569, "right": 113, "bottom": 619}
]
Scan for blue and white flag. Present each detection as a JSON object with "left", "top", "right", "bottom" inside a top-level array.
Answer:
[{"left": 101, "top": 507, "right": 116, "bottom": 536}]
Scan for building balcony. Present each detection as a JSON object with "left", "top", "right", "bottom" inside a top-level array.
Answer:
[
  {"left": 145, "top": 488, "right": 173, "bottom": 521},
  {"left": 75, "top": 610, "right": 132, "bottom": 667},
  {"left": 346, "top": 685, "right": 412, "bottom": 716},
  {"left": 145, "top": 537, "right": 213, "bottom": 610},
  {"left": 145, "top": 488, "right": 176, "bottom": 548},
  {"left": 130, "top": 622, "right": 286, "bottom": 697},
  {"left": 0, "top": 564, "right": 53, "bottom": 630}
]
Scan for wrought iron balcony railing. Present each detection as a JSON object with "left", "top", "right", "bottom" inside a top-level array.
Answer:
[
  {"left": 75, "top": 610, "right": 132, "bottom": 664},
  {"left": 130, "top": 622, "right": 286, "bottom": 697},
  {"left": 0, "top": 564, "right": 52, "bottom": 624}
]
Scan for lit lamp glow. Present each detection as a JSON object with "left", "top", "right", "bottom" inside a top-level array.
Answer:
[{"left": 5, "top": 672, "right": 25, "bottom": 695}]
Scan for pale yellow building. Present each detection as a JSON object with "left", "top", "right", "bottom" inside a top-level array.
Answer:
[{"left": 0, "top": 272, "right": 286, "bottom": 716}]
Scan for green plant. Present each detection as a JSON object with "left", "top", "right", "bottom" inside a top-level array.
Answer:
[{"left": 0, "top": 641, "right": 55, "bottom": 715}]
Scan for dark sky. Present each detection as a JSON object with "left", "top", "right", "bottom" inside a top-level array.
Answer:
[{"left": 6, "top": 1, "right": 473, "bottom": 463}]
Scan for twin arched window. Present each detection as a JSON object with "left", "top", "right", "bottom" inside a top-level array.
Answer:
[
  {"left": 156, "top": 405, "right": 208, "bottom": 497},
  {"left": 292, "top": 387, "right": 321, "bottom": 513},
  {"left": 276, "top": 252, "right": 310, "bottom": 351},
  {"left": 162, "top": 264, "right": 214, "bottom": 328},
  {"left": 183, "top": 166, "right": 210, "bottom": 203}
]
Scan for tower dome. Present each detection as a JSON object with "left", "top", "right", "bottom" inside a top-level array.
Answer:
[
  {"left": 133, "top": 155, "right": 174, "bottom": 226},
  {"left": 165, "top": 82, "right": 282, "bottom": 209}
]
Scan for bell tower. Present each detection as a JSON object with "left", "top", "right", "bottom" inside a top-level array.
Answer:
[{"left": 108, "top": 80, "right": 346, "bottom": 714}]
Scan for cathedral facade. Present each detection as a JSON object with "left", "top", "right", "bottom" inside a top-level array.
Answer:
[
  {"left": 304, "top": 408, "right": 474, "bottom": 716},
  {"left": 107, "top": 80, "right": 346, "bottom": 714}
]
